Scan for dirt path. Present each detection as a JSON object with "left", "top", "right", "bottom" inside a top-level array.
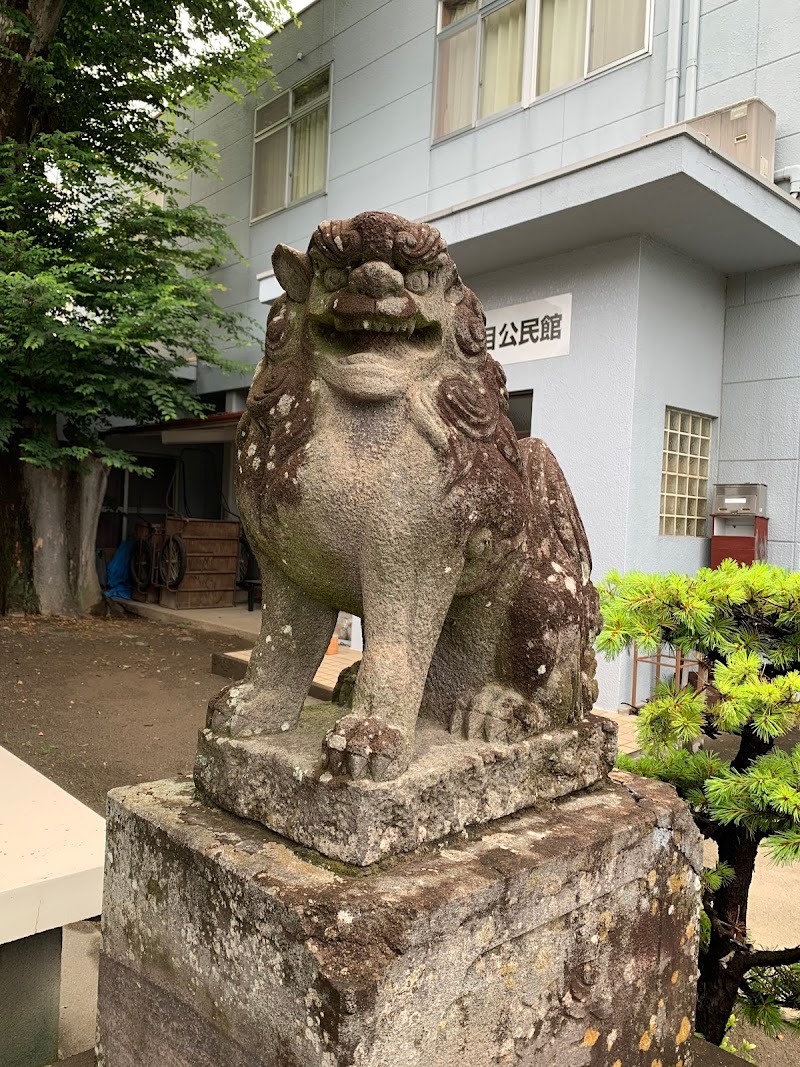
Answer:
[{"left": 0, "top": 613, "right": 244, "bottom": 814}]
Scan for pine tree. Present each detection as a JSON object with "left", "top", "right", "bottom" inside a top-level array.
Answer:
[{"left": 598, "top": 560, "right": 800, "bottom": 1048}]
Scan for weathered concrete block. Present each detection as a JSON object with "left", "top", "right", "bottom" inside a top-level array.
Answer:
[
  {"left": 97, "top": 773, "right": 702, "bottom": 1067},
  {"left": 194, "top": 704, "right": 617, "bottom": 866}
]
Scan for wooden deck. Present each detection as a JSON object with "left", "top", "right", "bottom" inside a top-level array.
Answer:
[{"left": 211, "top": 646, "right": 362, "bottom": 701}]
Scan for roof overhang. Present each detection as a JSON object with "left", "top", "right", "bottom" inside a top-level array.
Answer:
[
  {"left": 425, "top": 127, "right": 800, "bottom": 277},
  {"left": 104, "top": 411, "right": 242, "bottom": 446}
]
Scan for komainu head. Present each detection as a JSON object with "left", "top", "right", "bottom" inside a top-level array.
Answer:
[{"left": 244, "top": 211, "right": 520, "bottom": 489}]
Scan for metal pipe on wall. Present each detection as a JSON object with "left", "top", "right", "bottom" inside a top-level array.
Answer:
[
  {"left": 663, "top": 0, "right": 684, "bottom": 126},
  {"left": 684, "top": 0, "right": 701, "bottom": 120}
]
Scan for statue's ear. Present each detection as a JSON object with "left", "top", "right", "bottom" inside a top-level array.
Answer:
[{"left": 272, "top": 244, "right": 312, "bottom": 303}]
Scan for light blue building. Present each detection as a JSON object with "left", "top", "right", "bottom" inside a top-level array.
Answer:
[{"left": 122, "top": 0, "right": 800, "bottom": 710}]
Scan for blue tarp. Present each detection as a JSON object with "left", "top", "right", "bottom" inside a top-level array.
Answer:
[{"left": 104, "top": 539, "right": 134, "bottom": 600}]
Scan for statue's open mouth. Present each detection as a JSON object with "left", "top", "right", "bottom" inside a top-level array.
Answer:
[{"left": 312, "top": 319, "right": 441, "bottom": 353}]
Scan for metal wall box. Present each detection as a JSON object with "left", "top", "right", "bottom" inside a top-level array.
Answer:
[
  {"left": 688, "top": 99, "right": 776, "bottom": 181},
  {"left": 711, "top": 483, "right": 767, "bottom": 515},
  {"left": 711, "top": 484, "right": 768, "bottom": 568}
]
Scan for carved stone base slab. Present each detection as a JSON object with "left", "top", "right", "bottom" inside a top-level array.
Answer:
[
  {"left": 193, "top": 705, "right": 617, "bottom": 866},
  {"left": 97, "top": 774, "right": 703, "bottom": 1067}
]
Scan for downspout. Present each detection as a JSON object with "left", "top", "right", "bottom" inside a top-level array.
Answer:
[
  {"left": 775, "top": 167, "right": 800, "bottom": 198},
  {"left": 684, "top": 0, "right": 701, "bottom": 120},
  {"left": 663, "top": 0, "right": 684, "bottom": 126}
]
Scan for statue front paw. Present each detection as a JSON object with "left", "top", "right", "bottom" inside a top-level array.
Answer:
[{"left": 322, "top": 713, "right": 412, "bottom": 782}]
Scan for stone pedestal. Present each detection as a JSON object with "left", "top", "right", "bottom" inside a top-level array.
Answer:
[
  {"left": 194, "top": 705, "right": 617, "bottom": 865},
  {"left": 97, "top": 772, "right": 703, "bottom": 1067},
  {"left": 0, "top": 928, "right": 61, "bottom": 1067}
]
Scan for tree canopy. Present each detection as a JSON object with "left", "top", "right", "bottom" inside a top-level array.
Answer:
[
  {"left": 1, "top": 0, "right": 292, "bottom": 472},
  {"left": 0, "top": 0, "right": 292, "bottom": 613}
]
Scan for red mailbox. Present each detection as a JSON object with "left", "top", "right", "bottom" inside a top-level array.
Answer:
[{"left": 710, "top": 483, "right": 768, "bottom": 568}]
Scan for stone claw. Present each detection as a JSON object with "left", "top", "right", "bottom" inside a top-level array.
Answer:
[{"left": 322, "top": 713, "right": 411, "bottom": 782}]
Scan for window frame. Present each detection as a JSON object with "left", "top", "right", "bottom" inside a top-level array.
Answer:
[
  {"left": 250, "top": 66, "right": 332, "bottom": 224},
  {"left": 433, "top": 0, "right": 654, "bottom": 143},
  {"left": 659, "top": 406, "right": 714, "bottom": 539}
]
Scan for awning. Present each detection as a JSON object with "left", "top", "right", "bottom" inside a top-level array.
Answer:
[{"left": 104, "top": 411, "right": 243, "bottom": 447}]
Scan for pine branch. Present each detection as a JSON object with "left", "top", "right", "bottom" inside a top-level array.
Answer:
[{"left": 748, "top": 946, "right": 800, "bottom": 968}]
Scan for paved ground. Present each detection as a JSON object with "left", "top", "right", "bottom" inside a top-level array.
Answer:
[{"left": 1, "top": 613, "right": 796, "bottom": 1064}]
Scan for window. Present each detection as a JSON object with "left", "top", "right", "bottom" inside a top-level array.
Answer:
[
  {"left": 434, "top": 0, "right": 651, "bottom": 138},
  {"left": 251, "top": 69, "right": 330, "bottom": 221},
  {"left": 507, "top": 389, "right": 533, "bottom": 438},
  {"left": 659, "top": 408, "right": 712, "bottom": 538}
]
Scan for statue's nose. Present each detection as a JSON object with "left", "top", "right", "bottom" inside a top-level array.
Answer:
[{"left": 349, "top": 261, "right": 404, "bottom": 299}]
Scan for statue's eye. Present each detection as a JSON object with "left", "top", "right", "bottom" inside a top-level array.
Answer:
[
  {"left": 405, "top": 271, "right": 430, "bottom": 294},
  {"left": 323, "top": 267, "right": 349, "bottom": 291}
]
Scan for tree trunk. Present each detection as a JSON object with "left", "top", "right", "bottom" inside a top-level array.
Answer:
[
  {"left": 0, "top": 0, "right": 67, "bottom": 142},
  {"left": 23, "top": 459, "right": 108, "bottom": 616},
  {"left": 695, "top": 827, "right": 761, "bottom": 1045},
  {"left": 0, "top": 446, "right": 37, "bottom": 613}
]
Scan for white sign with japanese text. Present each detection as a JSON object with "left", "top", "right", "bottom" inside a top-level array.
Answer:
[{"left": 485, "top": 293, "right": 572, "bottom": 365}]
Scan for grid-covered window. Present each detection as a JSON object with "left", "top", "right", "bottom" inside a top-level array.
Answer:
[
  {"left": 251, "top": 69, "right": 330, "bottom": 222},
  {"left": 434, "top": 0, "right": 651, "bottom": 139},
  {"left": 660, "top": 407, "right": 712, "bottom": 537}
]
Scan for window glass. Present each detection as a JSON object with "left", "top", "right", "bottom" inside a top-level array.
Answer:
[
  {"left": 507, "top": 390, "right": 533, "bottom": 439},
  {"left": 537, "top": 0, "right": 588, "bottom": 96},
  {"left": 434, "top": 0, "right": 651, "bottom": 136},
  {"left": 588, "top": 0, "right": 647, "bottom": 72},
  {"left": 435, "top": 23, "right": 477, "bottom": 137},
  {"left": 659, "top": 407, "right": 712, "bottom": 537},
  {"left": 255, "top": 94, "right": 290, "bottom": 135},
  {"left": 442, "top": 0, "right": 479, "bottom": 29},
  {"left": 252, "top": 126, "right": 288, "bottom": 218},
  {"left": 252, "top": 70, "right": 330, "bottom": 220},
  {"left": 479, "top": 0, "right": 526, "bottom": 119},
  {"left": 291, "top": 105, "right": 329, "bottom": 202},
  {"left": 293, "top": 69, "right": 329, "bottom": 110}
]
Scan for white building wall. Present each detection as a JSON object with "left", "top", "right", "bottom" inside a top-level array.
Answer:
[
  {"left": 180, "top": 0, "right": 800, "bottom": 708},
  {"left": 627, "top": 239, "right": 726, "bottom": 576},
  {"left": 468, "top": 237, "right": 730, "bottom": 709},
  {"left": 720, "top": 266, "right": 800, "bottom": 571},
  {"left": 467, "top": 239, "right": 639, "bottom": 708},
  {"left": 193, "top": 0, "right": 800, "bottom": 393},
  {"left": 694, "top": 0, "right": 800, "bottom": 172}
]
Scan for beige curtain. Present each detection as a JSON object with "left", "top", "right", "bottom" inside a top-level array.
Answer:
[
  {"left": 252, "top": 126, "right": 288, "bottom": 219},
  {"left": 479, "top": 0, "right": 526, "bottom": 119},
  {"left": 537, "top": 0, "right": 588, "bottom": 96},
  {"left": 588, "top": 0, "right": 647, "bottom": 72},
  {"left": 435, "top": 23, "right": 477, "bottom": 137},
  {"left": 291, "top": 105, "right": 328, "bottom": 202}
]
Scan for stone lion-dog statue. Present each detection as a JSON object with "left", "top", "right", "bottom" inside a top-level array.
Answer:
[{"left": 208, "top": 211, "right": 599, "bottom": 782}]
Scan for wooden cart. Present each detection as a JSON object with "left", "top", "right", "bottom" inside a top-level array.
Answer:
[{"left": 158, "top": 517, "right": 240, "bottom": 610}]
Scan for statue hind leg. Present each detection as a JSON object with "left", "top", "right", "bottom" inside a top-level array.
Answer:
[{"left": 424, "top": 437, "right": 599, "bottom": 740}]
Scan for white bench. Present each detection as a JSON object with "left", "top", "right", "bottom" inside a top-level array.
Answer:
[{"left": 0, "top": 746, "right": 105, "bottom": 1067}]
